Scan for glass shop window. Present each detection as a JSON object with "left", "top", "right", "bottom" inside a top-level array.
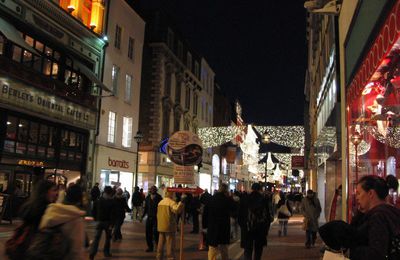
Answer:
[
  {"left": 33, "top": 54, "right": 42, "bottom": 72},
  {"left": 35, "top": 40, "right": 44, "bottom": 53},
  {"left": 29, "top": 122, "right": 39, "bottom": 144},
  {"left": 6, "top": 116, "right": 17, "bottom": 140},
  {"left": 61, "top": 129, "right": 69, "bottom": 147},
  {"left": 22, "top": 50, "right": 32, "bottom": 65},
  {"left": 69, "top": 132, "right": 76, "bottom": 148},
  {"left": 39, "top": 124, "right": 49, "bottom": 145},
  {"left": 48, "top": 127, "right": 56, "bottom": 147},
  {"left": 18, "top": 119, "right": 29, "bottom": 142},
  {"left": 0, "top": 171, "right": 10, "bottom": 193},
  {"left": 12, "top": 46, "right": 22, "bottom": 62},
  {"left": 43, "top": 58, "right": 52, "bottom": 76}
]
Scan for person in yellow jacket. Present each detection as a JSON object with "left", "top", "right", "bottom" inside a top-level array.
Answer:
[{"left": 156, "top": 190, "right": 185, "bottom": 260}]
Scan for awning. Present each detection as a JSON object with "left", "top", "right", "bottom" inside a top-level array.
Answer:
[
  {"left": 0, "top": 17, "right": 40, "bottom": 56},
  {"left": 74, "top": 60, "right": 112, "bottom": 92}
]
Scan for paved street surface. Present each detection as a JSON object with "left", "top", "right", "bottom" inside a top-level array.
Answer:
[{"left": 0, "top": 215, "right": 322, "bottom": 259}]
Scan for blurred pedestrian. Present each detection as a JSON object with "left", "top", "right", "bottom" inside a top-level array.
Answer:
[
  {"left": 238, "top": 183, "right": 272, "bottom": 260},
  {"left": 122, "top": 187, "right": 130, "bottom": 203},
  {"left": 89, "top": 186, "right": 115, "bottom": 259},
  {"left": 350, "top": 175, "right": 400, "bottom": 260},
  {"left": 142, "top": 186, "right": 163, "bottom": 252},
  {"left": 277, "top": 195, "right": 292, "bottom": 236},
  {"left": 90, "top": 183, "right": 101, "bottom": 202},
  {"left": 5, "top": 180, "right": 58, "bottom": 260},
  {"left": 190, "top": 193, "right": 201, "bottom": 234},
  {"left": 37, "top": 184, "right": 85, "bottom": 259},
  {"left": 132, "top": 186, "right": 144, "bottom": 221},
  {"left": 301, "top": 189, "right": 321, "bottom": 248},
  {"left": 113, "top": 188, "right": 131, "bottom": 241},
  {"left": 272, "top": 190, "right": 281, "bottom": 218},
  {"left": 206, "top": 183, "right": 236, "bottom": 260},
  {"left": 156, "top": 191, "right": 184, "bottom": 260}
]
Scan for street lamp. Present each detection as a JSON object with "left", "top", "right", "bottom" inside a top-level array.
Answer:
[{"left": 134, "top": 131, "right": 143, "bottom": 187}]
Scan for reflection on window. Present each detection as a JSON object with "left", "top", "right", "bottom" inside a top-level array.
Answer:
[
  {"left": 112, "top": 65, "right": 119, "bottom": 95},
  {"left": 39, "top": 124, "right": 48, "bottom": 145},
  {"left": 6, "top": 116, "right": 17, "bottom": 140},
  {"left": 29, "top": 122, "right": 38, "bottom": 143},
  {"left": 18, "top": 120, "right": 29, "bottom": 142}
]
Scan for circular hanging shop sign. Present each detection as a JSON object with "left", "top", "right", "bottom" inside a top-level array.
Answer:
[{"left": 167, "top": 131, "right": 203, "bottom": 166}]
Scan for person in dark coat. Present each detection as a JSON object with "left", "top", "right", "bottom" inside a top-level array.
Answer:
[
  {"left": 276, "top": 194, "right": 292, "bottom": 236},
  {"left": 190, "top": 194, "right": 201, "bottom": 233},
  {"left": 350, "top": 175, "right": 400, "bottom": 260},
  {"left": 90, "top": 183, "right": 101, "bottom": 202},
  {"left": 142, "top": 185, "right": 163, "bottom": 252},
  {"left": 113, "top": 188, "right": 131, "bottom": 241},
  {"left": 131, "top": 186, "right": 144, "bottom": 221},
  {"left": 90, "top": 186, "right": 115, "bottom": 259},
  {"left": 206, "top": 183, "right": 236, "bottom": 260},
  {"left": 238, "top": 183, "right": 273, "bottom": 260}
]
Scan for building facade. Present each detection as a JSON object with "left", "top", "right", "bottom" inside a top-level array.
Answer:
[
  {"left": 138, "top": 10, "right": 214, "bottom": 189},
  {"left": 93, "top": 0, "right": 145, "bottom": 199},
  {"left": 0, "top": 0, "right": 107, "bottom": 214}
]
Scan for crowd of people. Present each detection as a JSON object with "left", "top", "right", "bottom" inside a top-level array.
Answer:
[{"left": 2, "top": 175, "right": 400, "bottom": 260}]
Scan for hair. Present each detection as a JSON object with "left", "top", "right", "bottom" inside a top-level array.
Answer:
[
  {"left": 358, "top": 175, "right": 389, "bottom": 200},
  {"left": 386, "top": 175, "right": 399, "bottom": 191},
  {"left": 103, "top": 186, "right": 113, "bottom": 195},
  {"left": 219, "top": 183, "right": 229, "bottom": 193},
  {"left": 251, "top": 182, "right": 262, "bottom": 191},
  {"left": 65, "top": 184, "right": 83, "bottom": 204},
  {"left": 307, "top": 189, "right": 314, "bottom": 195}
]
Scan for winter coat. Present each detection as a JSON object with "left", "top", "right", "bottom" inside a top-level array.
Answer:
[
  {"left": 90, "top": 186, "right": 100, "bottom": 201},
  {"left": 238, "top": 191, "right": 272, "bottom": 248},
  {"left": 350, "top": 203, "right": 400, "bottom": 260},
  {"left": 300, "top": 196, "right": 321, "bottom": 232},
  {"left": 157, "top": 197, "right": 184, "bottom": 232},
  {"left": 207, "top": 192, "right": 236, "bottom": 247},
  {"left": 113, "top": 196, "right": 131, "bottom": 223},
  {"left": 131, "top": 191, "right": 144, "bottom": 207},
  {"left": 277, "top": 199, "right": 292, "bottom": 220},
  {"left": 39, "top": 203, "right": 85, "bottom": 260},
  {"left": 92, "top": 194, "right": 115, "bottom": 222},
  {"left": 143, "top": 193, "right": 163, "bottom": 219}
]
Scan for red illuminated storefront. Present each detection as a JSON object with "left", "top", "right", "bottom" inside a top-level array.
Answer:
[{"left": 346, "top": 0, "right": 400, "bottom": 218}]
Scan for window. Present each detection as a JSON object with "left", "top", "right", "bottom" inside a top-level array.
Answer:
[
  {"left": 114, "top": 25, "right": 122, "bottom": 49},
  {"left": 128, "top": 37, "right": 134, "bottom": 60},
  {"left": 194, "top": 62, "right": 199, "bottom": 79},
  {"left": 167, "top": 28, "right": 174, "bottom": 49},
  {"left": 186, "top": 52, "right": 192, "bottom": 71},
  {"left": 107, "top": 111, "right": 116, "bottom": 143},
  {"left": 185, "top": 88, "right": 190, "bottom": 110},
  {"left": 193, "top": 93, "right": 198, "bottom": 115},
  {"left": 111, "top": 65, "right": 119, "bottom": 95},
  {"left": 125, "top": 74, "right": 132, "bottom": 103},
  {"left": 122, "top": 117, "right": 132, "bottom": 148},
  {"left": 177, "top": 41, "right": 183, "bottom": 60}
]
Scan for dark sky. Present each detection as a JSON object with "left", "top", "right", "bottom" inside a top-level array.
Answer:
[{"left": 152, "top": 1, "right": 307, "bottom": 126}]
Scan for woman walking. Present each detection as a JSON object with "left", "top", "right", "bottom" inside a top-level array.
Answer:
[{"left": 277, "top": 195, "right": 292, "bottom": 236}]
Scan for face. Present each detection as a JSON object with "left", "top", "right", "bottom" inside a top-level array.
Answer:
[
  {"left": 150, "top": 187, "right": 157, "bottom": 194},
  {"left": 46, "top": 186, "right": 59, "bottom": 203},
  {"left": 356, "top": 184, "right": 372, "bottom": 213}
]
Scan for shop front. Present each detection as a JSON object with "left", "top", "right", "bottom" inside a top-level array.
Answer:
[
  {"left": 198, "top": 163, "right": 212, "bottom": 191},
  {"left": 346, "top": 0, "right": 400, "bottom": 218},
  {"left": 94, "top": 145, "right": 135, "bottom": 201}
]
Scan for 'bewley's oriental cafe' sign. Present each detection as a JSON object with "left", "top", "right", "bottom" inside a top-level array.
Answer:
[{"left": 0, "top": 76, "right": 96, "bottom": 129}]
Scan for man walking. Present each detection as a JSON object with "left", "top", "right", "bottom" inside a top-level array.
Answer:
[
  {"left": 301, "top": 189, "right": 321, "bottom": 248},
  {"left": 90, "top": 186, "right": 115, "bottom": 259},
  {"left": 156, "top": 190, "right": 184, "bottom": 259},
  {"left": 238, "top": 183, "right": 273, "bottom": 260},
  {"left": 142, "top": 186, "right": 163, "bottom": 252}
]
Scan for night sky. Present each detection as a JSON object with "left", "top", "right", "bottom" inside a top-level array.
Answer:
[{"left": 144, "top": 0, "right": 307, "bottom": 126}]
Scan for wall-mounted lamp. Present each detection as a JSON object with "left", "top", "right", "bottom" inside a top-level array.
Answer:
[
  {"left": 90, "top": 24, "right": 97, "bottom": 31},
  {"left": 67, "top": 5, "right": 75, "bottom": 13}
]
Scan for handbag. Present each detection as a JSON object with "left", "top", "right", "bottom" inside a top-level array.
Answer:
[
  {"left": 5, "top": 223, "right": 35, "bottom": 260},
  {"left": 278, "top": 201, "right": 291, "bottom": 217},
  {"left": 322, "top": 250, "right": 349, "bottom": 260}
]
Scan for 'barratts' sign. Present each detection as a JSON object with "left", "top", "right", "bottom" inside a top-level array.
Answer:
[{"left": 0, "top": 76, "right": 96, "bottom": 129}]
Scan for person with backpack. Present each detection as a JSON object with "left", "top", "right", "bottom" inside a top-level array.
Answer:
[
  {"left": 276, "top": 194, "right": 292, "bottom": 236},
  {"left": 89, "top": 186, "right": 116, "bottom": 259},
  {"left": 206, "top": 183, "right": 236, "bottom": 260},
  {"left": 5, "top": 180, "right": 58, "bottom": 260},
  {"left": 238, "top": 183, "right": 273, "bottom": 260},
  {"left": 29, "top": 184, "right": 86, "bottom": 259}
]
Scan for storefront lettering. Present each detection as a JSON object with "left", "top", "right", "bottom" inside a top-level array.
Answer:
[
  {"left": 18, "top": 160, "right": 44, "bottom": 167},
  {"left": 108, "top": 157, "right": 129, "bottom": 169},
  {"left": 0, "top": 82, "right": 93, "bottom": 127}
]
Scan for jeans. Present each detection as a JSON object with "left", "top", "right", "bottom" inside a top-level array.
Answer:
[
  {"left": 113, "top": 218, "right": 124, "bottom": 240},
  {"left": 279, "top": 220, "right": 288, "bottom": 236},
  {"left": 157, "top": 232, "right": 176, "bottom": 260},
  {"left": 244, "top": 240, "right": 264, "bottom": 260},
  {"left": 305, "top": 230, "right": 317, "bottom": 247},
  {"left": 146, "top": 216, "right": 159, "bottom": 250},
  {"left": 90, "top": 221, "right": 112, "bottom": 256}
]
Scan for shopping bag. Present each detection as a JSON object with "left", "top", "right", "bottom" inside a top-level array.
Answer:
[
  {"left": 278, "top": 202, "right": 291, "bottom": 217},
  {"left": 322, "top": 250, "right": 349, "bottom": 260}
]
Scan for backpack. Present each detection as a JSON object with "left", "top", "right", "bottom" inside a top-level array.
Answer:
[
  {"left": 5, "top": 223, "right": 35, "bottom": 260},
  {"left": 26, "top": 223, "right": 70, "bottom": 260},
  {"left": 247, "top": 200, "right": 270, "bottom": 232}
]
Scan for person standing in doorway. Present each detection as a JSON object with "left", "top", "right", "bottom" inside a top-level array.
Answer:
[
  {"left": 142, "top": 186, "right": 163, "bottom": 252},
  {"left": 131, "top": 186, "right": 144, "bottom": 221},
  {"left": 300, "top": 189, "right": 321, "bottom": 248}
]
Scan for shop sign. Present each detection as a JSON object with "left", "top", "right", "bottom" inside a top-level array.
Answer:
[
  {"left": 108, "top": 157, "right": 129, "bottom": 169},
  {"left": 173, "top": 164, "right": 195, "bottom": 185},
  {"left": 0, "top": 77, "right": 96, "bottom": 129},
  {"left": 18, "top": 160, "right": 44, "bottom": 167},
  {"left": 167, "top": 131, "right": 203, "bottom": 166},
  {"left": 291, "top": 156, "right": 304, "bottom": 169}
]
